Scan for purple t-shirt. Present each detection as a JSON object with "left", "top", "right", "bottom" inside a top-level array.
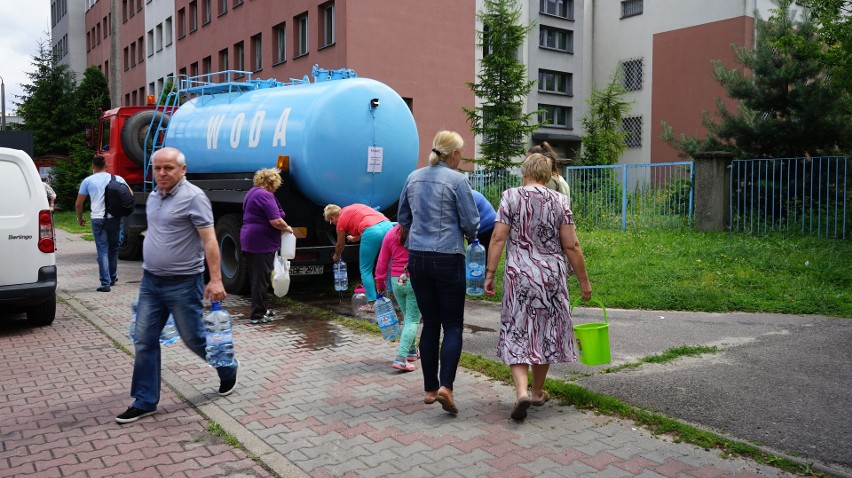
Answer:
[{"left": 240, "top": 186, "right": 284, "bottom": 253}]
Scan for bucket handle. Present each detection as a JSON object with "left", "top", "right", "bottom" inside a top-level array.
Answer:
[{"left": 569, "top": 296, "right": 607, "bottom": 325}]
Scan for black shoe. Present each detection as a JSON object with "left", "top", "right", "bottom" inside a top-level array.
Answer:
[
  {"left": 111, "top": 278, "right": 118, "bottom": 286},
  {"left": 116, "top": 406, "right": 155, "bottom": 424},
  {"left": 218, "top": 359, "right": 240, "bottom": 396},
  {"left": 97, "top": 286, "right": 111, "bottom": 292},
  {"left": 264, "top": 309, "right": 276, "bottom": 318}
]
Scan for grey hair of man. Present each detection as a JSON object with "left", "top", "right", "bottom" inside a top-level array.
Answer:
[{"left": 152, "top": 147, "right": 187, "bottom": 166}]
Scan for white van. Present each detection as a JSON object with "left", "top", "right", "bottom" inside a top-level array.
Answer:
[{"left": 0, "top": 148, "right": 57, "bottom": 325}]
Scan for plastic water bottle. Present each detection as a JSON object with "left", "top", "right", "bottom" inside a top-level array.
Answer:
[
  {"left": 351, "top": 284, "right": 369, "bottom": 319},
  {"left": 465, "top": 239, "right": 486, "bottom": 296},
  {"left": 204, "top": 301, "right": 236, "bottom": 368},
  {"left": 374, "top": 294, "right": 401, "bottom": 341},
  {"left": 333, "top": 259, "right": 348, "bottom": 291},
  {"left": 129, "top": 296, "right": 180, "bottom": 345},
  {"left": 160, "top": 316, "right": 180, "bottom": 345}
]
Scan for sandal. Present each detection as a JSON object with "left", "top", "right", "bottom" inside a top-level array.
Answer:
[
  {"left": 406, "top": 348, "right": 420, "bottom": 362},
  {"left": 391, "top": 360, "right": 415, "bottom": 372},
  {"left": 510, "top": 396, "right": 532, "bottom": 420},
  {"left": 531, "top": 390, "right": 550, "bottom": 406}
]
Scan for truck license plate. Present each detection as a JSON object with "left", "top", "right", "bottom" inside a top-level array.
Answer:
[{"left": 290, "top": 265, "right": 324, "bottom": 276}]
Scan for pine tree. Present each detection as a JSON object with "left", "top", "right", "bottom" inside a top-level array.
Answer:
[
  {"left": 14, "top": 40, "right": 80, "bottom": 158},
  {"left": 463, "top": 0, "right": 539, "bottom": 170},
  {"left": 579, "top": 73, "right": 631, "bottom": 165},
  {"left": 662, "top": 0, "right": 852, "bottom": 158}
]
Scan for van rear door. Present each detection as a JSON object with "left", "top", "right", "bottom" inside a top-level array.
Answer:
[{"left": 0, "top": 148, "right": 53, "bottom": 287}]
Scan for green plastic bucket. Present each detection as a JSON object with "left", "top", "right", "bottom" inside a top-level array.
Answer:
[{"left": 570, "top": 296, "right": 610, "bottom": 366}]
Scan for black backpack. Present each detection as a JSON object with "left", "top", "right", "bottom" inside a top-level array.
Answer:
[{"left": 104, "top": 174, "right": 135, "bottom": 218}]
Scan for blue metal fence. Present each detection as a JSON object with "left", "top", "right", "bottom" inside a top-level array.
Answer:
[
  {"left": 469, "top": 161, "right": 694, "bottom": 231},
  {"left": 730, "top": 156, "right": 849, "bottom": 239}
]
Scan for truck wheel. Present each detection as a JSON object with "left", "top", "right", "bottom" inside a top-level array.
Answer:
[
  {"left": 215, "top": 214, "right": 249, "bottom": 294},
  {"left": 26, "top": 295, "right": 56, "bottom": 326},
  {"left": 118, "top": 216, "right": 143, "bottom": 261},
  {"left": 120, "top": 110, "right": 169, "bottom": 167}
]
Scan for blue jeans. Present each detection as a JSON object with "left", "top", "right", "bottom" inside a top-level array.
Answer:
[
  {"left": 130, "top": 271, "right": 238, "bottom": 411},
  {"left": 91, "top": 217, "right": 120, "bottom": 287},
  {"left": 408, "top": 251, "right": 466, "bottom": 392},
  {"left": 359, "top": 221, "right": 395, "bottom": 301}
]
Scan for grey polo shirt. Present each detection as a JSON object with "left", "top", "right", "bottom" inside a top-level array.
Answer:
[{"left": 142, "top": 178, "right": 214, "bottom": 276}]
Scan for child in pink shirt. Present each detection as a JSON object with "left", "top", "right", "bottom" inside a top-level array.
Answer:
[{"left": 375, "top": 224, "right": 421, "bottom": 371}]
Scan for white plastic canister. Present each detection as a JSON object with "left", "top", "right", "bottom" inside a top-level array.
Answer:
[{"left": 281, "top": 232, "right": 296, "bottom": 259}]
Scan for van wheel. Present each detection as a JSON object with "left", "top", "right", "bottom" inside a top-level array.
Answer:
[
  {"left": 27, "top": 296, "right": 56, "bottom": 326},
  {"left": 120, "top": 110, "right": 169, "bottom": 166},
  {"left": 118, "top": 216, "right": 143, "bottom": 261},
  {"left": 215, "top": 214, "right": 249, "bottom": 294}
]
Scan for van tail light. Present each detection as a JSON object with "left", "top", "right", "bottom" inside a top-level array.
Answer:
[{"left": 38, "top": 210, "right": 55, "bottom": 253}]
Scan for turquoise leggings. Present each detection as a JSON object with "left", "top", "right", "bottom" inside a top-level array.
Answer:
[
  {"left": 359, "top": 221, "right": 395, "bottom": 301},
  {"left": 391, "top": 277, "right": 421, "bottom": 357}
]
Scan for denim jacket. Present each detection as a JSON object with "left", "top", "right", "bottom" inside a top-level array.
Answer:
[{"left": 397, "top": 162, "right": 480, "bottom": 255}]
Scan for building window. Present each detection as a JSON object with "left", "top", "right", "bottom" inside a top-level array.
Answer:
[
  {"left": 539, "top": 104, "right": 572, "bottom": 128},
  {"left": 122, "top": 0, "right": 128, "bottom": 21},
  {"left": 165, "top": 17, "right": 173, "bottom": 46},
  {"left": 218, "top": 0, "right": 227, "bottom": 16},
  {"left": 622, "top": 116, "right": 642, "bottom": 147},
  {"left": 320, "top": 2, "right": 334, "bottom": 48},
  {"left": 251, "top": 33, "right": 262, "bottom": 71},
  {"left": 137, "top": 36, "right": 144, "bottom": 63},
  {"left": 538, "top": 69, "right": 572, "bottom": 95},
  {"left": 234, "top": 41, "right": 245, "bottom": 72},
  {"left": 123, "top": 47, "right": 129, "bottom": 71},
  {"left": 219, "top": 48, "right": 229, "bottom": 71},
  {"left": 86, "top": 32, "right": 91, "bottom": 51},
  {"left": 130, "top": 41, "right": 136, "bottom": 66},
  {"left": 103, "top": 17, "right": 109, "bottom": 38},
  {"left": 96, "top": 23, "right": 101, "bottom": 43},
  {"left": 125, "top": 93, "right": 130, "bottom": 106},
  {"left": 203, "top": 56, "right": 212, "bottom": 75},
  {"left": 274, "top": 22, "right": 286, "bottom": 64},
  {"left": 233, "top": 0, "right": 243, "bottom": 6},
  {"left": 621, "top": 0, "right": 643, "bottom": 18},
  {"left": 156, "top": 23, "right": 163, "bottom": 51},
  {"left": 131, "top": 90, "right": 138, "bottom": 105},
  {"left": 202, "top": 0, "right": 212, "bottom": 25},
  {"left": 178, "top": 8, "right": 186, "bottom": 38},
  {"left": 296, "top": 13, "right": 308, "bottom": 57},
  {"left": 189, "top": 1, "right": 198, "bottom": 32},
  {"left": 540, "top": 0, "right": 573, "bottom": 20},
  {"left": 539, "top": 26, "right": 573, "bottom": 53},
  {"left": 620, "top": 58, "right": 643, "bottom": 91},
  {"left": 147, "top": 29, "right": 154, "bottom": 56},
  {"left": 190, "top": 62, "right": 199, "bottom": 77}
]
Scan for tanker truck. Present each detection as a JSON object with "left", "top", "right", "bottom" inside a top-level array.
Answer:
[{"left": 94, "top": 65, "right": 419, "bottom": 293}]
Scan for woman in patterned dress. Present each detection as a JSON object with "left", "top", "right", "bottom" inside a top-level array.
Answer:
[{"left": 484, "top": 153, "right": 592, "bottom": 421}]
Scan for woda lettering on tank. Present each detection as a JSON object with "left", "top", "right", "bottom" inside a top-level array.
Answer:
[{"left": 205, "top": 107, "right": 291, "bottom": 150}]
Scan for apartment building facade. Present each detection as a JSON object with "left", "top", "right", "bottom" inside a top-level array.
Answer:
[
  {"left": 52, "top": 0, "right": 88, "bottom": 79},
  {"left": 75, "top": 0, "right": 476, "bottom": 167}
]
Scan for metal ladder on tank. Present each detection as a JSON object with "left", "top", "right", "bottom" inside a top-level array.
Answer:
[{"left": 142, "top": 77, "right": 185, "bottom": 192}]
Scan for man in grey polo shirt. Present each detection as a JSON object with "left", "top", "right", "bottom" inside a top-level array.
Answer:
[{"left": 116, "top": 147, "right": 239, "bottom": 424}]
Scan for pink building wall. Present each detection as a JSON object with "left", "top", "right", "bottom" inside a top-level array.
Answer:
[{"left": 652, "top": 17, "right": 755, "bottom": 164}]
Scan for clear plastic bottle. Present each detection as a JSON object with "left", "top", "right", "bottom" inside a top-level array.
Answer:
[
  {"left": 204, "top": 301, "right": 236, "bottom": 368},
  {"left": 333, "top": 259, "right": 348, "bottom": 291},
  {"left": 465, "top": 238, "right": 486, "bottom": 296},
  {"left": 129, "top": 296, "right": 180, "bottom": 345},
  {"left": 374, "top": 293, "right": 401, "bottom": 341},
  {"left": 351, "top": 284, "right": 369, "bottom": 319}
]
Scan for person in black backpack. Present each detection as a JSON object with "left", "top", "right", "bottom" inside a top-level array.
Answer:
[{"left": 75, "top": 155, "right": 133, "bottom": 292}]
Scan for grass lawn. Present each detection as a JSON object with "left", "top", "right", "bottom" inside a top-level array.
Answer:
[
  {"left": 54, "top": 210, "right": 94, "bottom": 240},
  {"left": 483, "top": 228, "right": 851, "bottom": 318}
]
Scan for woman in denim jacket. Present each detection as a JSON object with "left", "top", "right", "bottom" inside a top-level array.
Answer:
[{"left": 397, "top": 130, "right": 479, "bottom": 414}]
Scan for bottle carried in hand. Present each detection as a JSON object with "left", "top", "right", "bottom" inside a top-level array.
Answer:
[
  {"left": 465, "top": 239, "right": 486, "bottom": 296},
  {"left": 333, "top": 259, "right": 348, "bottom": 291},
  {"left": 204, "top": 301, "right": 236, "bottom": 368},
  {"left": 374, "top": 294, "right": 401, "bottom": 341},
  {"left": 129, "top": 296, "right": 180, "bottom": 345}
]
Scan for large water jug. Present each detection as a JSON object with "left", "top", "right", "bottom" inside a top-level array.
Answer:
[
  {"left": 204, "top": 302, "right": 236, "bottom": 368},
  {"left": 333, "top": 259, "right": 348, "bottom": 291},
  {"left": 465, "top": 239, "right": 486, "bottom": 296},
  {"left": 351, "top": 284, "right": 369, "bottom": 319},
  {"left": 129, "top": 296, "right": 180, "bottom": 345},
  {"left": 280, "top": 232, "right": 296, "bottom": 259},
  {"left": 374, "top": 294, "right": 401, "bottom": 341}
]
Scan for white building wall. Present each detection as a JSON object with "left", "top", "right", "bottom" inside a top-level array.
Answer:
[
  {"left": 588, "top": 0, "right": 795, "bottom": 165},
  {"left": 144, "top": 0, "right": 176, "bottom": 100},
  {"left": 53, "top": 0, "right": 88, "bottom": 82}
]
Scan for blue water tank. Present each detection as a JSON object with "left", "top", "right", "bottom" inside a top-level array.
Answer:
[{"left": 164, "top": 74, "right": 419, "bottom": 211}]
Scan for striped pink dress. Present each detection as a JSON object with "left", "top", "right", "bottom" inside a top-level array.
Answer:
[{"left": 496, "top": 185, "right": 577, "bottom": 365}]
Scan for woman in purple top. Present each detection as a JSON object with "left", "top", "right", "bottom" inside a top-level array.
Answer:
[{"left": 241, "top": 168, "right": 293, "bottom": 324}]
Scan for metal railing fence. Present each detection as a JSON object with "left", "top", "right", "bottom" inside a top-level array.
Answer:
[
  {"left": 468, "top": 161, "right": 694, "bottom": 231},
  {"left": 730, "top": 156, "right": 849, "bottom": 239}
]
